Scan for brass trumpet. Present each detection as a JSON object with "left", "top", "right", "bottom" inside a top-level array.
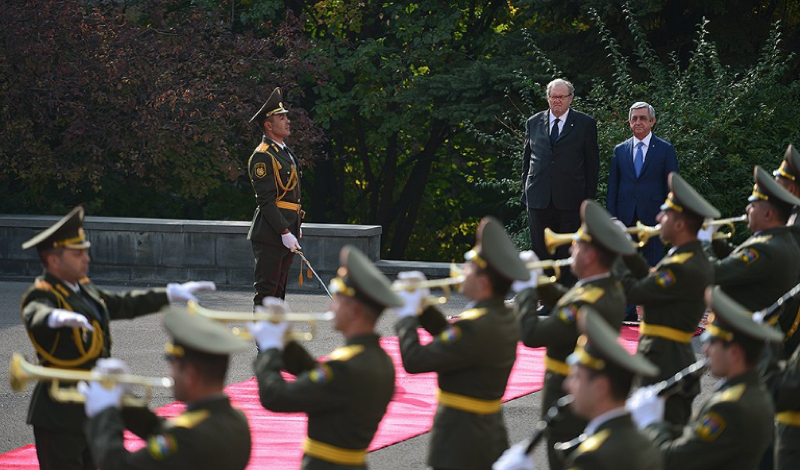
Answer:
[
  {"left": 627, "top": 221, "right": 661, "bottom": 247},
  {"left": 703, "top": 215, "right": 747, "bottom": 239},
  {"left": 527, "top": 258, "right": 573, "bottom": 283},
  {"left": 186, "top": 300, "right": 333, "bottom": 341},
  {"left": 9, "top": 353, "right": 173, "bottom": 406},
  {"left": 544, "top": 228, "right": 575, "bottom": 255},
  {"left": 392, "top": 264, "right": 466, "bottom": 306}
]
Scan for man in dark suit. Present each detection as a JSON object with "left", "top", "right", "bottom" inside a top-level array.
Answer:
[
  {"left": 247, "top": 87, "right": 304, "bottom": 306},
  {"left": 521, "top": 78, "right": 600, "bottom": 285},
  {"left": 607, "top": 102, "right": 678, "bottom": 269}
]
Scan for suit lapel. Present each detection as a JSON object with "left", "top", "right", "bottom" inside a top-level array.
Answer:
[
  {"left": 557, "top": 111, "right": 577, "bottom": 142},
  {"left": 622, "top": 138, "right": 636, "bottom": 178},
  {"left": 639, "top": 136, "right": 659, "bottom": 177}
]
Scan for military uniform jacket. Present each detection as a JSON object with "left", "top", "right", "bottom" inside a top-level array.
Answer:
[
  {"left": 617, "top": 241, "right": 712, "bottom": 385},
  {"left": 84, "top": 395, "right": 251, "bottom": 470},
  {"left": 776, "top": 225, "right": 800, "bottom": 358},
  {"left": 644, "top": 371, "right": 774, "bottom": 470},
  {"left": 772, "top": 344, "right": 800, "bottom": 470},
  {"left": 708, "top": 226, "right": 800, "bottom": 312},
  {"left": 395, "top": 297, "right": 519, "bottom": 470},
  {"left": 247, "top": 136, "right": 302, "bottom": 245},
  {"left": 21, "top": 272, "right": 168, "bottom": 432},
  {"left": 564, "top": 413, "right": 663, "bottom": 470},
  {"left": 254, "top": 334, "right": 394, "bottom": 470}
]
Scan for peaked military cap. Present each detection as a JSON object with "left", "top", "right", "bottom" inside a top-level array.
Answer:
[
  {"left": 704, "top": 286, "right": 783, "bottom": 343},
  {"left": 660, "top": 172, "right": 720, "bottom": 219},
  {"left": 465, "top": 216, "right": 530, "bottom": 281},
  {"left": 22, "top": 206, "right": 91, "bottom": 251},
  {"left": 575, "top": 200, "right": 636, "bottom": 255},
  {"left": 329, "top": 245, "right": 403, "bottom": 308},
  {"left": 163, "top": 306, "right": 249, "bottom": 357},
  {"left": 250, "top": 87, "right": 289, "bottom": 127},
  {"left": 568, "top": 306, "right": 659, "bottom": 378},
  {"left": 749, "top": 165, "right": 800, "bottom": 208},
  {"left": 773, "top": 144, "right": 800, "bottom": 183}
]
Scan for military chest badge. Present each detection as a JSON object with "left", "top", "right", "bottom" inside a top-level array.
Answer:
[
  {"left": 655, "top": 269, "right": 676, "bottom": 288},
  {"left": 254, "top": 162, "right": 267, "bottom": 179}
]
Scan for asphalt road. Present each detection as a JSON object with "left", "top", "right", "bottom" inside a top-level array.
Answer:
[{"left": 0, "top": 280, "right": 713, "bottom": 469}]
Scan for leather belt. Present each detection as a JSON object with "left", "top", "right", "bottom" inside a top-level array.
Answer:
[
  {"left": 777, "top": 411, "right": 800, "bottom": 427},
  {"left": 545, "top": 356, "right": 570, "bottom": 376},
  {"left": 437, "top": 389, "right": 502, "bottom": 414},
  {"left": 303, "top": 438, "right": 366, "bottom": 466},
  {"left": 640, "top": 322, "right": 694, "bottom": 343},
  {"left": 276, "top": 200, "right": 301, "bottom": 211}
]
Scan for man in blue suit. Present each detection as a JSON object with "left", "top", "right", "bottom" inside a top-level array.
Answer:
[{"left": 607, "top": 102, "right": 678, "bottom": 269}]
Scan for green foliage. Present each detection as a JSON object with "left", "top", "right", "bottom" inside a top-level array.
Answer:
[{"left": 489, "top": 4, "right": 800, "bottom": 248}]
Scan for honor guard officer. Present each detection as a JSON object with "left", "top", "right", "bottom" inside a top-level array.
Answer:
[
  {"left": 704, "top": 166, "right": 800, "bottom": 313},
  {"left": 248, "top": 87, "right": 304, "bottom": 306},
  {"left": 79, "top": 307, "right": 252, "bottom": 470},
  {"left": 628, "top": 286, "right": 782, "bottom": 470},
  {"left": 250, "top": 245, "right": 402, "bottom": 470},
  {"left": 20, "top": 206, "right": 214, "bottom": 470},
  {"left": 394, "top": 217, "right": 529, "bottom": 470},
  {"left": 515, "top": 199, "right": 634, "bottom": 470},
  {"left": 772, "top": 144, "right": 800, "bottom": 356},
  {"left": 615, "top": 172, "right": 719, "bottom": 426},
  {"left": 494, "top": 307, "right": 663, "bottom": 470}
]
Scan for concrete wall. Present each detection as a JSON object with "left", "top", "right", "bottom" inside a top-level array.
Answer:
[{"left": 0, "top": 215, "right": 451, "bottom": 293}]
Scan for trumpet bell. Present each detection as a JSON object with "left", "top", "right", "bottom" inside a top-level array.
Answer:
[
  {"left": 544, "top": 228, "right": 575, "bottom": 255},
  {"left": 186, "top": 301, "right": 332, "bottom": 341}
]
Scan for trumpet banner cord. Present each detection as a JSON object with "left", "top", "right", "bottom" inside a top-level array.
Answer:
[{"left": 0, "top": 327, "right": 639, "bottom": 469}]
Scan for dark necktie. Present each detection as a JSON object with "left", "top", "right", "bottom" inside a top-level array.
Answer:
[
  {"left": 550, "top": 118, "right": 560, "bottom": 147},
  {"left": 634, "top": 141, "right": 644, "bottom": 177}
]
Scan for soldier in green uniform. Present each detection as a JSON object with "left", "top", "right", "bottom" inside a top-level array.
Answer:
[
  {"left": 494, "top": 306, "right": 663, "bottom": 470},
  {"left": 394, "top": 216, "right": 530, "bottom": 470},
  {"left": 772, "top": 144, "right": 800, "bottom": 356},
  {"left": 772, "top": 342, "right": 800, "bottom": 470},
  {"left": 628, "top": 286, "right": 782, "bottom": 469},
  {"left": 615, "top": 172, "right": 720, "bottom": 426},
  {"left": 516, "top": 199, "right": 634, "bottom": 470},
  {"left": 705, "top": 166, "right": 800, "bottom": 312},
  {"left": 79, "top": 307, "right": 252, "bottom": 470},
  {"left": 20, "top": 206, "right": 215, "bottom": 470},
  {"left": 251, "top": 245, "right": 402, "bottom": 469},
  {"left": 248, "top": 87, "right": 304, "bottom": 306}
]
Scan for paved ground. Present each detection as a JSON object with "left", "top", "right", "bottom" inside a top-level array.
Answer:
[{"left": 0, "top": 280, "right": 713, "bottom": 469}]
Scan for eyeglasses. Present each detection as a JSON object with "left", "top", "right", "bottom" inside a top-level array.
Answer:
[{"left": 548, "top": 94, "right": 572, "bottom": 101}]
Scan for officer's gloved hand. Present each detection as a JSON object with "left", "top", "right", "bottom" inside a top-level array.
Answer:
[
  {"left": 697, "top": 219, "right": 718, "bottom": 242},
  {"left": 47, "top": 309, "right": 94, "bottom": 330},
  {"left": 78, "top": 361, "right": 128, "bottom": 418},
  {"left": 492, "top": 440, "right": 535, "bottom": 470},
  {"left": 626, "top": 385, "right": 665, "bottom": 429},
  {"left": 512, "top": 251, "right": 543, "bottom": 293},
  {"left": 248, "top": 320, "right": 289, "bottom": 351},
  {"left": 281, "top": 232, "right": 301, "bottom": 252},
  {"left": 167, "top": 281, "right": 216, "bottom": 303},
  {"left": 393, "top": 271, "right": 429, "bottom": 319}
]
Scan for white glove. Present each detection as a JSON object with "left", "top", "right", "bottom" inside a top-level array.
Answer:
[
  {"left": 697, "top": 219, "right": 717, "bottom": 242},
  {"left": 752, "top": 311, "right": 766, "bottom": 324},
  {"left": 47, "top": 309, "right": 93, "bottom": 331},
  {"left": 512, "top": 251, "right": 543, "bottom": 293},
  {"left": 393, "top": 271, "right": 429, "bottom": 319},
  {"left": 261, "top": 296, "right": 291, "bottom": 316},
  {"left": 626, "top": 385, "right": 665, "bottom": 429},
  {"left": 248, "top": 320, "right": 289, "bottom": 351},
  {"left": 166, "top": 281, "right": 216, "bottom": 303},
  {"left": 281, "top": 232, "right": 301, "bottom": 252},
  {"left": 93, "top": 357, "right": 129, "bottom": 375},
  {"left": 493, "top": 440, "right": 535, "bottom": 470},
  {"left": 78, "top": 380, "right": 125, "bottom": 418}
]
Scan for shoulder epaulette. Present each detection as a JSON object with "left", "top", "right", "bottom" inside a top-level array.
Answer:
[
  {"left": 255, "top": 142, "right": 271, "bottom": 153},
  {"left": 575, "top": 286, "right": 605, "bottom": 304},
  {"left": 328, "top": 344, "right": 365, "bottom": 362},
  {"left": 34, "top": 280, "right": 53, "bottom": 291},
  {"left": 744, "top": 235, "right": 773, "bottom": 246},
  {"left": 458, "top": 308, "right": 489, "bottom": 321},
  {"left": 168, "top": 410, "right": 210, "bottom": 429},
  {"left": 661, "top": 252, "right": 694, "bottom": 265},
  {"left": 719, "top": 383, "right": 746, "bottom": 402},
  {"left": 78, "top": 277, "right": 91, "bottom": 285},
  {"left": 576, "top": 428, "right": 611, "bottom": 453}
]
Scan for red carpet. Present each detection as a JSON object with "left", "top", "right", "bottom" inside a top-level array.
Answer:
[{"left": 0, "top": 326, "right": 639, "bottom": 469}]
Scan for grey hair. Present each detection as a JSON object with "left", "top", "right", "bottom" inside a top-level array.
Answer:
[
  {"left": 629, "top": 102, "right": 656, "bottom": 120},
  {"left": 546, "top": 78, "right": 575, "bottom": 97}
]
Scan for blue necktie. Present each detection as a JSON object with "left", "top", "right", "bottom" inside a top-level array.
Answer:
[
  {"left": 550, "top": 118, "right": 560, "bottom": 147},
  {"left": 634, "top": 141, "right": 644, "bottom": 177}
]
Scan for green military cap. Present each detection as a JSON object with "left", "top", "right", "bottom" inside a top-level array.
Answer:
[
  {"left": 660, "top": 172, "right": 721, "bottom": 219},
  {"left": 575, "top": 200, "right": 636, "bottom": 255},
  {"left": 21, "top": 205, "right": 91, "bottom": 251},
  {"left": 163, "top": 306, "right": 250, "bottom": 357},
  {"left": 704, "top": 286, "right": 783, "bottom": 343},
  {"left": 250, "top": 87, "right": 289, "bottom": 128},
  {"left": 329, "top": 245, "right": 403, "bottom": 308},
  {"left": 464, "top": 216, "right": 530, "bottom": 281},
  {"left": 568, "top": 306, "right": 659, "bottom": 378},
  {"left": 773, "top": 144, "right": 800, "bottom": 183},
  {"left": 749, "top": 165, "right": 800, "bottom": 208}
]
